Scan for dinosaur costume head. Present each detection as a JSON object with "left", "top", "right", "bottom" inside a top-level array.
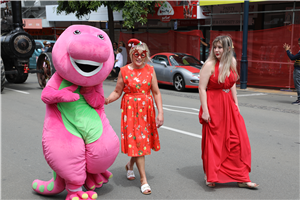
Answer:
[{"left": 52, "top": 25, "right": 114, "bottom": 87}]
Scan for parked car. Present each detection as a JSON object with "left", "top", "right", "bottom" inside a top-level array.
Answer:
[
  {"left": 149, "top": 52, "right": 204, "bottom": 91},
  {"left": 29, "top": 40, "right": 55, "bottom": 69}
]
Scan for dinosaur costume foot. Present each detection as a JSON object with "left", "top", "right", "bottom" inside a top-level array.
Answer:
[
  {"left": 32, "top": 171, "right": 65, "bottom": 195},
  {"left": 66, "top": 191, "right": 98, "bottom": 200},
  {"left": 84, "top": 170, "right": 113, "bottom": 190}
]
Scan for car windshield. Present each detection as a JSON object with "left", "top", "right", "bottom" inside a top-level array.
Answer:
[
  {"left": 35, "top": 42, "right": 43, "bottom": 50},
  {"left": 169, "top": 55, "right": 202, "bottom": 69}
]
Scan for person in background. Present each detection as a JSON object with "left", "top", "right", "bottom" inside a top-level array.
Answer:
[
  {"left": 112, "top": 48, "right": 123, "bottom": 82},
  {"left": 42, "top": 41, "right": 49, "bottom": 53},
  {"left": 113, "top": 42, "right": 118, "bottom": 59},
  {"left": 119, "top": 41, "right": 128, "bottom": 66},
  {"left": 105, "top": 38, "right": 164, "bottom": 195},
  {"left": 283, "top": 38, "right": 300, "bottom": 105},
  {"left": 198, "top": 35, "right": 258, "bottom": 189},
  {"left": 46, "top": 42, "right": 53, "bottom": 53}
]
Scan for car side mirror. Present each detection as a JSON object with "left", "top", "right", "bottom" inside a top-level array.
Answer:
[{"left": 160, "top": 61, "right": 167, "bottom": 67}]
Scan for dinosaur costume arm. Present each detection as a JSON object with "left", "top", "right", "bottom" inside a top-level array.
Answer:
[
  {"left": 41, "top": 73, "right": 80, "bottom": 104},
  {"left": 80, "top": 83, "right": 105, "bottom": 109}
]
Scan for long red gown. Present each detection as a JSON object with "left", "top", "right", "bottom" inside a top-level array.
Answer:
[{"left": 199, "top": 61, "right": 252, "bottom": 183}]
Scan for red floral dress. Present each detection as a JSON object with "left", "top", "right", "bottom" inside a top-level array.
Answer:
[{"left": 120, "top": 64, "right": 161, "bottom": 157}]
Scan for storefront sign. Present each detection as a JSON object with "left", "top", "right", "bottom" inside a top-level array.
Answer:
[
  {"left": 204, "top": 17, "right": 253, "bottom": 26},
  {"left": 157, "top": 2, "right": 174, "bottom": 16},
  {"left": 178, "top": 20, "right": 198, "bottom": 26},
  {"left": 197, "top": 4, "right": 257, "bottom": 19},
  {"left": 22, "top": 19, "right": 42, "bottom": 29},
  {"left": 161, "top": 15, "right": 171, "bottom": 23},
  {"left": 199, "top": 0, "right": 267, "bottom": 6},
  {"left": 147, "top": 1, "right": 197, "bottom": 22},
  {"left": 46, "top": 5, "right": 123, "bottom": 22}
]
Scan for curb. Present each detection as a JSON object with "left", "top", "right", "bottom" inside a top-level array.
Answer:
[
  {"left": 237, "top": 87, "right": 297, "bottom": 96},
  {"left": 105, "top": 78, "right": 297, "bottom": 96}
]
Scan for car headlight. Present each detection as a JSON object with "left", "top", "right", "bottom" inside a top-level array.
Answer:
[{"left": 192, "top": 73, "right": 200, "bottom": 78}]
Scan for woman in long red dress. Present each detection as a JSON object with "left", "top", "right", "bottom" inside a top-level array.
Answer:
[
  {"left": 198, "top": 35, "right": 258, "bottom": 188},
  {"left": 105, "top": 39, "right": 164, "bottom": 195}
]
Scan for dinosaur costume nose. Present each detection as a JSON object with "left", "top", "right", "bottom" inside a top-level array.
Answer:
[{"left": 68, "top": 36, "right": 110, "bottom": 63}]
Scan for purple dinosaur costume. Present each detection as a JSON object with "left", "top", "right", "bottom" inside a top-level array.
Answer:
[{"left": 32, "top": 25, "right": 119, "bottom": 200}]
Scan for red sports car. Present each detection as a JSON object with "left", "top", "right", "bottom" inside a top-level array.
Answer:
[{"left": 149, "top": 52, "right": 203, "bottom": 91}]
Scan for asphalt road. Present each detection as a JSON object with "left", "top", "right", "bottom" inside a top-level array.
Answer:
[{"left": 1, "top": 74, "right": 299, "bottom": 200}]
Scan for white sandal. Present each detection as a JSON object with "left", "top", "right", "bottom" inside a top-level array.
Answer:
[
  {"left": 238, "top": 182, "right": 259, "bottom": 189},
  {"left": 141, "top": 183, "right": 151, "bottom": 195},
  {"left": 125, "top": 165, "right": 135, "bottom": 180}
]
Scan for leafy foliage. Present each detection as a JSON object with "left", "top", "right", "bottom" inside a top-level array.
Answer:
[{"left": 57, "top": 1, "right": 161, "bottom": 29}]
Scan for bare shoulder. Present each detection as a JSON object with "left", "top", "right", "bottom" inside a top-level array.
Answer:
[{"left": 202, "top": 60, "right": 215, "bottom": 71}]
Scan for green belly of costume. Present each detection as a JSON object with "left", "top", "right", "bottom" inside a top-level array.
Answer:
[{"left": 57, "top": 79, "right": 103, "bottom": 144}]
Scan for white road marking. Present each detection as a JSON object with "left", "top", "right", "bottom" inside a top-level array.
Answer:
[
  {"left": 158, "top": 93, "right": 267, "bottom": 140},
  {"left": 161, "top": 125, "right": 202, "bottom": 139},
  {"left": 5, "top": 88, "right": 29, "bottom": 94},
  {"left": 163, "top": 104, "right": 200, "bottom": 111},
  {"left": 163, "top": 107, "right": 199, "bottom": 115}
]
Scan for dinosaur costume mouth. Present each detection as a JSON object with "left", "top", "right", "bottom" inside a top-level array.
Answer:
[{"left": 70, "top": 56, "right": 103, "bottom": 77}]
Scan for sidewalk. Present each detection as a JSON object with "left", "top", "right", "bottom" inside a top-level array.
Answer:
[
  {"left": 237, "top": 86, "right": 297, "bottom": 96},
  {"left": 105, "top": 75, "right": 297, "bottom": 96}
]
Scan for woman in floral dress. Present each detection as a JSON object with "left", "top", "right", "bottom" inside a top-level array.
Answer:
[{"left": 105, "top": 39, "right": 164, "bottom": 195}]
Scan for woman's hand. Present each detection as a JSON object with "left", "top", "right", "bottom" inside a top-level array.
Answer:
[
  {"left": 235, "top": 103, "right": 240, "bottom": 113},
  {"left": 156, "top": 113, "right": 164, "bottom": 128},
  {"left": 104, "top": 98, "right": 110, "bottom": 105},
  {"left": 202, "top": 112, "right": 211, "bottom": 123}
]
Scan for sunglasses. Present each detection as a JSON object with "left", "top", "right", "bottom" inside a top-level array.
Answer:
[{"left": 133, "top": 50, "right": 147, "bottom": 58}]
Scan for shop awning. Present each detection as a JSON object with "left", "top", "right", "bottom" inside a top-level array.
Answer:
[{"left": 199, "top": 0, "right": 267, "bottom": 6}]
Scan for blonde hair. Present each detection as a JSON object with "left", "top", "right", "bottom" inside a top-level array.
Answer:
[
  {"left": 205, "top": 35, "right": 239, "bottom": 83},
  {"left": 129, "top": 42, "right": 151, "bottom": 63}
]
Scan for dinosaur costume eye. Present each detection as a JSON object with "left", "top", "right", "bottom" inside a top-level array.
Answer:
[
  {"left": 73, "top": 30, "right": 81, "bottom": 35},
  {"left": 98, "top": 35, "right": 104, "bottom": 40}
]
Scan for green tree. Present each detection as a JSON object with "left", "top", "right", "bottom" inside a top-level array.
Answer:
[{"left": 57, "top": 1, "right": 161, "bottom": 42}]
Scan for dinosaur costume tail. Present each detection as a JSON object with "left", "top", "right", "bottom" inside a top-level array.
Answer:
[{"left": 32, "top": 171, "right": 65, "bottom": 195}]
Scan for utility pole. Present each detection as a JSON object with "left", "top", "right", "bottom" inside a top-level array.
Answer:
[{"left": 240, "top": 1, "right": 249, "bottom": 89}]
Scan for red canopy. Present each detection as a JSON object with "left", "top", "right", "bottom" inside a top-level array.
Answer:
[
  {"left": 119, "top": 30, "right": 204, "bottom": 61},
  {"left": 210, "top": 24, "right": 299, "bottom": 88}
]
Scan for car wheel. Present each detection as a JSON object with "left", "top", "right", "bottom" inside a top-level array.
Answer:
[
  {"left": 36, "top": 52, "right": 55, "bottom": 88},
  {"left": 1, "top": 57, "right": 5, "bottom": 92},
  {"left": 173, "top": 74, "right": 185, "bottom": 91}
]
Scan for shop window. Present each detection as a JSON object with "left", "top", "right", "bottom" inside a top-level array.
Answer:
[
  {"left": 263, "top": 12, "right": 285, "bottom": 29},
  {"left": 263, "top": 3, "right": 294, "bottom": 28},
  {"left": 296, "top": 11, "right": 300, "bottom": 24},
  {"left": 264, "top": 2, "right": 294, "bottom": 11}
]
